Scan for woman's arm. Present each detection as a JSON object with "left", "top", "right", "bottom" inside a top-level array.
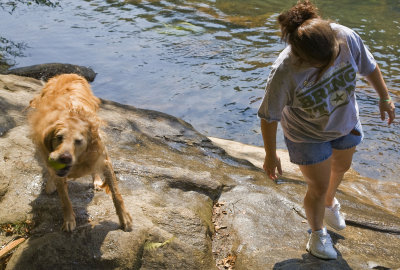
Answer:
[
  {"left": 261, "top": 119, "right": 282, "bottom": 180},
  {"left": 365, "top": 64, "right": 396, "bottom": 125}
]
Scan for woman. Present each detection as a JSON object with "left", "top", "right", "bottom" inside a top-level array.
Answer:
[{"left": 258, "top": 0, "right": 395, "bottom": 260}]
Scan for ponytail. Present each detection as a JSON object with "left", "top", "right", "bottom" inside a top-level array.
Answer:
[
  {"left": 278, "top": 0, "right": 319, "bottom": 42},
  {"left": 278, "top": 1, "right": 339, "bottom": 80}
]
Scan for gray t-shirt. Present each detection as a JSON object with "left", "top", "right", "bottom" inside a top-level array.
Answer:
[{"left": 258, "top": 23, "right": 376, "bottom": 143}]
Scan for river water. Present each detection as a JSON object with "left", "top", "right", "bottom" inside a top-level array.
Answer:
[{"left": 0, "top": 0, "right": 399, "bottom": 182}]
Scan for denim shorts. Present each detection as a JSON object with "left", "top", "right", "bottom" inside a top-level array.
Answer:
[{"left": 284, "top": 123, "right": 363, "bottom": 165}]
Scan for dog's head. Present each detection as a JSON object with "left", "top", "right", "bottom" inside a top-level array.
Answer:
[{"left": 43, "top": 115, "right": 99, "bottom": 177}]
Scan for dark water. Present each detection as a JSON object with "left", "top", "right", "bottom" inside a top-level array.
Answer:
[{"left": 1, "top": 0, "right": 399, "bottom": 181}]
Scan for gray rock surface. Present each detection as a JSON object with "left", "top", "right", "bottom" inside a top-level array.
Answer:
[
  {"left": 209, "top": 138, "right": 400, "bottom": 269},
  {"left": 4, "top": 63, "right": 97, "bottom": 82},
  {"left": 0, "top": 74, "right": 399, "bottom": 269}
]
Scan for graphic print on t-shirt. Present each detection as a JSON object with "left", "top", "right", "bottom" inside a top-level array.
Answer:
[{"left": 296, "top": 62, "right": 356, "bottom": 119}]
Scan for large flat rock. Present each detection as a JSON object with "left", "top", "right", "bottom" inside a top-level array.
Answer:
[{"left": 0, "top": 74, "right": 399, "bottom": 269}]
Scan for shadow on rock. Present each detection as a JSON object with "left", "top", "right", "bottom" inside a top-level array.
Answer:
[
  {"left": 6, "top": 173, "right": 147, "bottom": 269},
  {"left": 273, "top": 251, "right": 352, "bottom": 270},
  {"left": 7, "top": 220, "right": 146, "bottom": 270},
  {"left": 5, "top": 149, "right": 147, "bottom": 270},
  {"left": 273, "top": 231, "right": 350, "bottom": 269},
  {"left": 0, "top": 96, "right": 25, "bottom": 137}
]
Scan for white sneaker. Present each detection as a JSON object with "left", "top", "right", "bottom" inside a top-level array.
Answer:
[
  {"left": 306, "top": 227, "right": 337, "bottom": 260},
  {"left": 324, "top": 197, "right": 346, "bottom": 231}
]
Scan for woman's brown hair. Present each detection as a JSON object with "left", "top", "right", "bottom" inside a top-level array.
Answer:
[{"left": 278, "top": 1, "right": 339, "bottom": 79}]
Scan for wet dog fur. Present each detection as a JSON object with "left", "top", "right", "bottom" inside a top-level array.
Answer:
[{"left": 28, "top": 73, "right": 132, "bottom": 232}]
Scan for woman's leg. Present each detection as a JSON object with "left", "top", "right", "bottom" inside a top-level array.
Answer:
[
  {"left": 325, "top": 146, "right": 356, "bottom": 207},
  {"left": 299, "top": 158, "right": 332, "bottom": 232}
]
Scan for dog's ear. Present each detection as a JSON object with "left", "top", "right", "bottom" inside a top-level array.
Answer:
[
  {"left": 87, "top": 117, "right": 101, "bottom": 145},
  {"left": 43, "top": 127, "right": 55, "bottom": 152}
]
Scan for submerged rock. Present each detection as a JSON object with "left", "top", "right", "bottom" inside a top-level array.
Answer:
[
  {"left": 4, "top": 63, "right": 97, "bottom": 82},
  {"left": 0, "top": 74, "right": 399, "bottom": 269}
]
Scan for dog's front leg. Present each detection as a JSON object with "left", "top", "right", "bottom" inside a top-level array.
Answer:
[
  {"left": 103, "top": 159, "right": 133, "bottom": 232},
  {"left": 45, "top": 177, "right": 57, "bottom": 194},
  {"left": 54, "top": 177, "right": 76, "bottom": 232}
]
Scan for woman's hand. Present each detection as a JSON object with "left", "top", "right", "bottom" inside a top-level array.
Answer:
[
  {"left": 260, "top": 119, "right": 282, "bottom": 180},
  {"left": 379, "top": 99, "right": 396, "bottom": 125},
  {"left": 263, "top": 153, "right": 282, "bottom": 181},
  {"left": 365, "top": 65, "right": 396, "bottom": 125}
]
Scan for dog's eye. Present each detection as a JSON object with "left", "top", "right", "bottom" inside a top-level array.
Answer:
[
  {"left": 75, "top": 139, "right": 83, "bottom": 145},
  {"left": 56, "top": 135, "right": 63, "bottom": 142}
]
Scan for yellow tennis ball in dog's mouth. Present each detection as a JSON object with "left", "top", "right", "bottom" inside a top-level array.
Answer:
[{"left": 48, "top": 157, "right": 67, "bottom": 170}]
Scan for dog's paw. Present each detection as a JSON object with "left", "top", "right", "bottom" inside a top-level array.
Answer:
[
  {"left": 120, "top": 212, "right": 133, "bottom": 232},
  {"left": 45, "top": 178, "right": 57, "bottom": 194},
  {"left": 62, "top": 216, "right": 76, "bottom": 232}
]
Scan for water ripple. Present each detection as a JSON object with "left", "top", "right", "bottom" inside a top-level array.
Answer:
[{"left": 0, "top": 0, "right": 399, "bottom": 181}]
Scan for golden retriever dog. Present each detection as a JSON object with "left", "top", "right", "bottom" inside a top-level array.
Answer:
[{"left": 28, "top": 74, "right": 132, "bottom": 232}]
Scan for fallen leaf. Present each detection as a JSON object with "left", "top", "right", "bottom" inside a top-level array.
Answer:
[{"left": 144, "top": 236, "right": 175, "bottom": 251}]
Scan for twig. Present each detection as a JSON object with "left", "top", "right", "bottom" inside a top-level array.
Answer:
[{"left": 0, "top": 238, "right": 25, "bottom": 259}]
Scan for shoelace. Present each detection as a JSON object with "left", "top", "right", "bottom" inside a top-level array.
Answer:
[
  {"left": 332, "top": 203, "right": 341, "bottom": 212},
  {"left": 319, "top": 233, "right": 333, "bottom": 246}
]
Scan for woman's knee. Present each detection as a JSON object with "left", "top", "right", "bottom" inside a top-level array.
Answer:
[
  {"left": 331, "top": 147, "right": 355, "bottom": 174},
  {"left": 299, "top": 158, "right": 331, "bottom": 191},
  {"left": 306, "top": 182, "right": 329, "bottom": 199},
  {"left": 331, "top": 158, "right": 352, "bottom": 175}
]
